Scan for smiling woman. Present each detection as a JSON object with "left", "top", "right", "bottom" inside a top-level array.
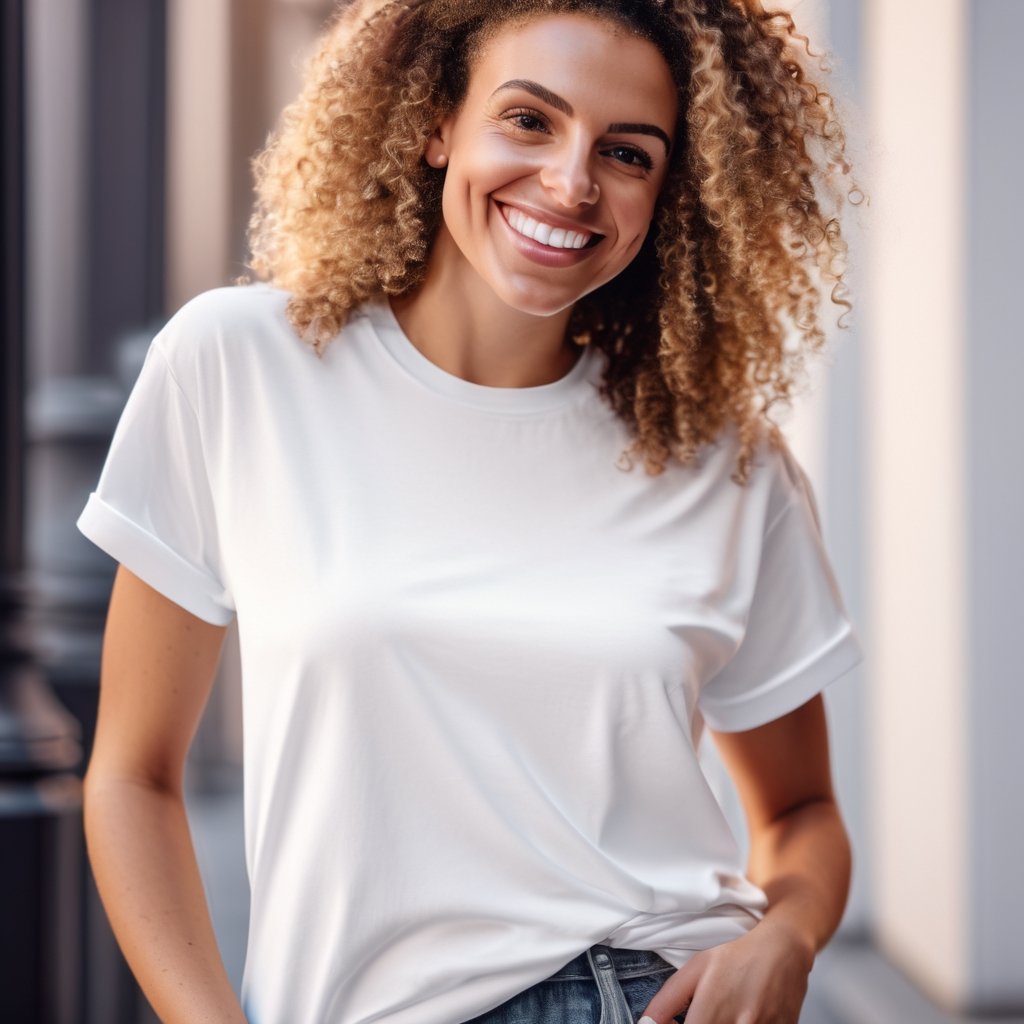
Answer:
[
  {"left": 250, "top": 0, "right": 858, "bottom": 477},
  {"left": 399, "top": 14, "right": 679, "bottom": 366},
  {"left": 77, "top": 3, "right": 862, "bottom": 1024}
]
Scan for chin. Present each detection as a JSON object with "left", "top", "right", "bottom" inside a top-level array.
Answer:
[
  {"left": 505, "top": 297, "right": 577, "bottom": 319},
  {"left": 492, "top": 281, "right": 585, "bottom": 319}
]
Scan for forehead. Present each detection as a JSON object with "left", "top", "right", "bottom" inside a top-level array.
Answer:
[{"left": 467, "top": 12, "right": 678, "bottom": 124}]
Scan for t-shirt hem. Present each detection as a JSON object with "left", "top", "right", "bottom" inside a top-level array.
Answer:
[
  {"left": 699, "top": 623, "right": 861, "bottom": 732},
  {"left": 77, "top": 492, "right": 235, "bottom": 626}
]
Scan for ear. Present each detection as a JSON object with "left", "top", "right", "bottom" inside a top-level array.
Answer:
[{"left": 424, "top": 122, "right": 451, "bottom": 168}]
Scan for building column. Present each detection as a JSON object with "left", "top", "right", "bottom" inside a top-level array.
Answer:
[
  {"left": 1, "top": 2, "right": 83, "bottom": 1020},
  {"left": 864, "top": 0, "right": 1024, "bottom": 1012},
  {"left": 25, "top": 1, "right": 168, "bottom": 1020}
]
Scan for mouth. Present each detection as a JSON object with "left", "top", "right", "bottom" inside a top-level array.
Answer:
[{"left": 499, "top": 204, "right": 604, "bottom": 251}]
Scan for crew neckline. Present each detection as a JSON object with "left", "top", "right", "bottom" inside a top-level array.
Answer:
[{"left": 362, "top": 298, "right": 599, "bottom": 415}]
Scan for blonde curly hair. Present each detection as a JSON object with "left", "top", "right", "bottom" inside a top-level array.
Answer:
[{"left": 247, "top": 0, "right": 858, "bottom": 481}]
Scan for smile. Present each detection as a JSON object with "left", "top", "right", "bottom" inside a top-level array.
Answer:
[{"left": 500, "top": 204, "right": 599, "bottom": 250}]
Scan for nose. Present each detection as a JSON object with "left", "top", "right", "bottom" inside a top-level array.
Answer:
[{"left": 539, "top": 138, "right": 600, "bottom": 208}]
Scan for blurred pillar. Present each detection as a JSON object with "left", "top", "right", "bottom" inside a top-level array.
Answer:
[
  {"left": 865, "top": 0, "right": 1024, "bottom": 1012},
  {"left": 167, "top": 0, "right": 329, "bottom": 306},
  {"left": 1, "top": 1, "right": 83, "bottom": 1021},
  {"left": 85, "top": 0, "right": 167, "bottom": 368},
  {"left": 166, "top": 0, "right": 234, "bottom": 310},
  {"left": 24, "top": 1, "right": 168, "bottom": 1021}
]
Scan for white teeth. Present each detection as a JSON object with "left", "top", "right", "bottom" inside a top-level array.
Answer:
[{"left": 504, "top": 206, "right": 592, "bottom": 249}]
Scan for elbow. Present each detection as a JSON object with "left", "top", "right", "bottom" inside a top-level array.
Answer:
[{"left": 82, "top": 760, "right": 183, "bottom": 842}]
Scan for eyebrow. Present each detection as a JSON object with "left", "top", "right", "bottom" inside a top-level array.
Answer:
[
  {"left": 607, "top": 122, "right": 673, "bottom": 156},
  {"left": 494, "top": 79, "right": 575, "bottom": 116},
  {"left": 492, "top": 80, "right": 673, "bottom": 156}
]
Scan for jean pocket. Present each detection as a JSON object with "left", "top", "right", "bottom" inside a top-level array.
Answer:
[{"left": 619, "top": 969, "right": 687, "bottom": 1022}]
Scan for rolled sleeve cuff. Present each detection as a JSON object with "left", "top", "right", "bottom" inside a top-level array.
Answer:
[
  {"left": 77, "top": 492, "right": 235, "bottom": 626},
  {"left": 699, "top": 624, "right": 861, "bottom": 733}
]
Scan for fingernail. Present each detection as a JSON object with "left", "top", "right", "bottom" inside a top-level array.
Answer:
[{"left": 638, "top": 1017, "right": 657, "bottom": 1024}]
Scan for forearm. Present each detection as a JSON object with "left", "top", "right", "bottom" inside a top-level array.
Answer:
[
  {"left": 636, "top": 795, "right": 851, "bottom": 1022},
  {"left": 84, "top": 774, "right": 246, "bottom": 1024},
  {"left": 746, "top": 796, "right": 852, "bottom": 963}
]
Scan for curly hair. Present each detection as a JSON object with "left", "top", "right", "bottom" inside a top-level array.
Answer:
[{"left": 247, "top": 0, "right": 858, "bottom": 481}]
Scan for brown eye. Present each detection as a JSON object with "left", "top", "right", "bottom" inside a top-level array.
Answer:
[
  {"left": 505, "top": 108, "right": 549, "bottom": 133},
  {"left": 605, "top": 145, "right": 654, "bottom": 171}
]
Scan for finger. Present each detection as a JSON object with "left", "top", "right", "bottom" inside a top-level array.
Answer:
[{"left": 637, "top": 958, "right": 701, "bottom": 1024}]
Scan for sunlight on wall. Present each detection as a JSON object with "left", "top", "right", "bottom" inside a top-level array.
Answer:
[
  {"left": 167, "top": 0, "right": 233, "bottom": 308},
  {"left": 864, "top": 0, "right": 968, "bottom": 1006}
]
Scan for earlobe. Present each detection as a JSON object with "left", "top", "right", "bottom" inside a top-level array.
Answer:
[{"left": 425, "top": 127, "right": 449, "bottom": 169}]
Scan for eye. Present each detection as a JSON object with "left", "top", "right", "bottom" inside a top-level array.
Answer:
[
  {"left": 604, "top": 144, "right": 655, "bottom": 171},
  {"left": 504, "top": 108, "right": 550, "bottom": 134}
]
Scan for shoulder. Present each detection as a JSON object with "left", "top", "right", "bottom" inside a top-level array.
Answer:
[
  {"left": 154, "top": 284, "right": 293, "bottom": 357},
  {"left": 150, "top": 284, "right": 308, "bottom": 395},
  {"left": 749, "top": 428, "right": 809, "bottom": 495},
  {"left": 696, "top": 425, "right": 813, "bottom": 534}
]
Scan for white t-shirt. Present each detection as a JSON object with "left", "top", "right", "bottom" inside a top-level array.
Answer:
[{"left": 78, "top": 285, "right": 861, "bottom": 1024}]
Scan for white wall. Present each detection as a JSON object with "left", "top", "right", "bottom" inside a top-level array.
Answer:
[
  {"left": 865, "top": 0, "right": 970, "bottom": 1004},
  {"left": 863, "top": 0, "right": 1024, "bottom": 1011},
  {"left": 965, "top": 0, "right": 1024, "bottom": 1007}
]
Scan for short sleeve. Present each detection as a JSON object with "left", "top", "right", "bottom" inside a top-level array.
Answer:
[
  {"left": 77, "top": 338, "right": 235, "bottom": 625},
  {"left": 698, "top": 452, "right": 861, "bottom": 732}
]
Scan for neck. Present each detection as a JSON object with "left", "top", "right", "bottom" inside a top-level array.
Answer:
[{"left": 390, "top": 227, "right": 581, "bottom": 388}]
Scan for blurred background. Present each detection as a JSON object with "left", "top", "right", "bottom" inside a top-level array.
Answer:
[{"left": 1, "top": 0, "right": 1021, "bottom": 1021}]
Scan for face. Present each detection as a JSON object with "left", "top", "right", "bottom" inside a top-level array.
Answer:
[{"left": 425, "top": 13, "right": 678, "bottom": 318}]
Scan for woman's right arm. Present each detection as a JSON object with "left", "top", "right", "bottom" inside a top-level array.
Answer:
[{"left": 84, "top": 564, "right": 247, "bottom": 1024}]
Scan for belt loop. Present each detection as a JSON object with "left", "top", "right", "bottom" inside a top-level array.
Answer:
[{"left": 585, "top": 944, "right": 634, "bottom": 1024}]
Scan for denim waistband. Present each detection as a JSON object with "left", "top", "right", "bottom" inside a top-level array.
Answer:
[{"left": 546, "top": 944, "right": 676, "bottom": 982}]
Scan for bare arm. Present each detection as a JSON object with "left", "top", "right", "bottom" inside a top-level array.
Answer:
[
  {"left": 84, "top": 565, "right": 246, "bottom": 1024},
  {"left": 712, "top": 694, "right": 851, "bottom": 962},
  {"left": 639, "top": 695, "right": 850, "bottom": 1024}
]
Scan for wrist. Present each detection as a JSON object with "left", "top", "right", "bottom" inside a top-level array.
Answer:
[{"left": 752, "top": 913, "right": 818, "bottom": 973}]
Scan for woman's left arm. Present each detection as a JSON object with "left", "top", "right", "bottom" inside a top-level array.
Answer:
[{"left": 639, "top": 694, "right": 850, "bottom": 1024}]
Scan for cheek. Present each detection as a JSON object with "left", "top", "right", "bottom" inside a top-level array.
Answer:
[
  {"left": 452, "top": 132, "right": 520, "bottom": 176},
  {"left": 612, "top": 191, "right": 659, "bottom": 247},
  {"left": 438, "top": 167, "right": 482, "bottom": 240},
  {"left": 450, "top": 132, "right": 529, "bottom": 186}
]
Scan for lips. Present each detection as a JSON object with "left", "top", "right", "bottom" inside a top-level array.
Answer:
[{"left": 499, "top": 203, "right": 603, "bottom": 251}]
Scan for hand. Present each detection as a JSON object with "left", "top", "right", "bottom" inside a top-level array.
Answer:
[{"left": 636, "top": 917, "right": 815, "bottom": 1024}]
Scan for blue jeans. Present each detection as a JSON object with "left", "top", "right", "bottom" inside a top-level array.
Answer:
[{"left": 461, "top": 944, "right": 687, "bottom": 1024}]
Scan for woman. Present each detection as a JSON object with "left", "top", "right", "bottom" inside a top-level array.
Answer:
[{"left": 78, "top": 1, "right": 861, "bottom": 1022}]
